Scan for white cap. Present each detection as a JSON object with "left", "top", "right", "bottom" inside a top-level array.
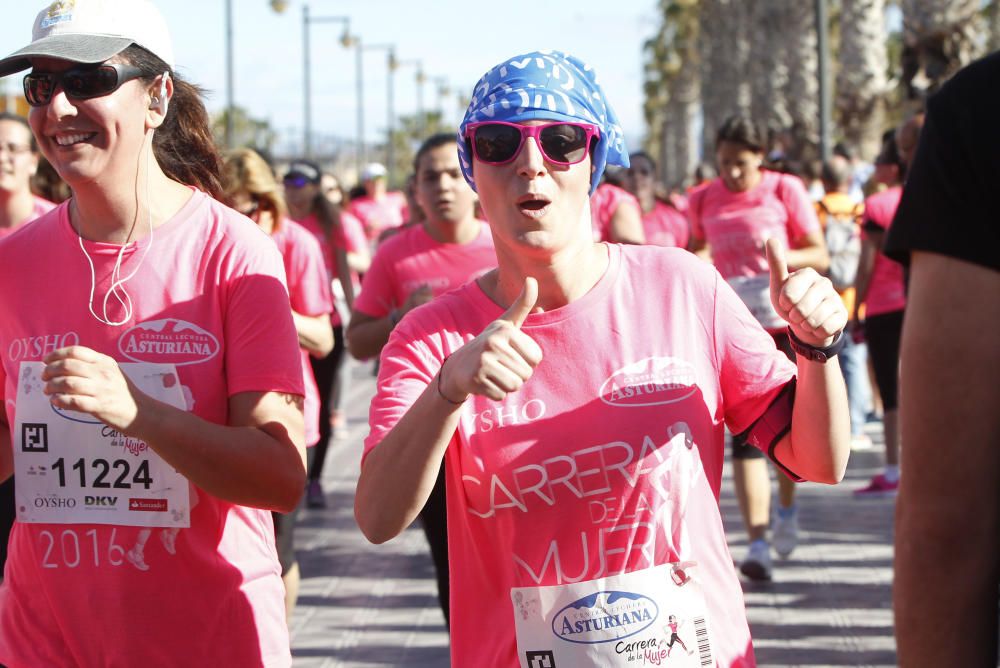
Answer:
[
  {"left": 0, "top": 0, "right": 175, "bottom": 78},
  {"left": 361, "top": 162, "right": 388, "bottom": 181}
]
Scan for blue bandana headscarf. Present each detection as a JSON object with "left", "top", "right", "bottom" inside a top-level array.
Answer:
[{"left": 457, "top": 50, "right": 628, "bottom": 195}]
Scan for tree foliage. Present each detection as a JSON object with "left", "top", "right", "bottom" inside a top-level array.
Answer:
[
  {"left": 642, "top": 0, "right": 987, "bottom": 182},
  {"left": 212, "top": 106, "right": 277, "bottom": 153}
]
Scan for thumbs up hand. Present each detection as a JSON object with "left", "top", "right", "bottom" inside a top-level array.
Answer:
[
  {"left": 766, "top": 238, "right": 847, "bottom": 348},
  {"left": 438, "top": 277, "right": 544, "bottom": 403}
]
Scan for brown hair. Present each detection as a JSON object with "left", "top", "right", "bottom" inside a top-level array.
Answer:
[
  {"left": 311, "top": 190, "right": 343, "bottom": 241},
  {"left": 221, "top": 148, "right": 288, "bottom": 224},
  {"left": 119, "top": 45, "right": 224, "bottom": 200},
  {"left": 628, "top": 150, "right": 677, "bottom": 209},
  {"left": 0, "top": 112, "right": 37, "bottom": 152},
  {"left": 285, "top": 158, "right": 343, "bottom": 241},
  {"left": 715, "top": 115, "right": 766, "bottom": 154}
]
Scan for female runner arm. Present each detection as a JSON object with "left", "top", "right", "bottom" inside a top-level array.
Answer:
[
  {"left": 333, "top": 245, "right": 356, "bottom": 309},
  {"left": 764, "top": 239, "right": 851, "bottom": 484},
  {"left": 41, "top": 346, "right": 306, "bottom": 513},
  {"left": 851, "top": 228, "right": 881, "bottom": 322},
  {"left": 293, "top": 311, "right": 334, "bottom": 357},
  {"left": 354, "top": 279, "right": 542, "bottom": 544},
  {"left": 606, "top": 197, "right": 645, "bottom": 244},
  {"left": 784, "top": 229, "right": 830, "bottom": 273}
]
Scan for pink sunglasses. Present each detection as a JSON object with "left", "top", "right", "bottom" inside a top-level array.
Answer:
[{"left": 465, "top": 121, "right": 600, "bottom": 166}]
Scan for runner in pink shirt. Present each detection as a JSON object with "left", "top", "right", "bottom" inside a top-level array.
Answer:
[
  {"left": 348, "top": 135, "right": 496, "bottom": 352},
  {"left": 589, "top": 180, "right": 645, "bottom": 243},
  {"left": 347, "top": 133, "right": 496, "bottom": 625},
  {"left": 355, "top": 51, "right": 850, "bottom": 668},
  {"left": 0, "top": 3, "right": 305, "bottom": 665},
  {"left": 0, "top": 112, "right": 56, "bottom": 581},
  {"left": 347, "top": 162, "right": 409, "bottom": 243},
  {"left": 0, "top": 112, "right": 55, "bottom": 238},
  {"left": 283, "top": 159, "right": 371, "bottom": 509},
  {"left": 852, "top": 133, "right": 908, "bottom": 497},
  {"left": 625, "top": 151, "right": 690, "bottom": 249},
  {"left": 688, "top": 116, "right": 831, "bottom": 581},
  {"left": 223, "top": 148, "right": 334, "bottom": 619}
]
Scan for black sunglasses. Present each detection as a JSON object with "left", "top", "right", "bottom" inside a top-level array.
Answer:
[
  {"left": 283, "top": 175, "right": 312, "bottom": 189},
  {"left": 23, "top": 63, "right": 148, "bottom": 107},
  {"left": 464, "top": 121, "right": 599, "bottom": 166}
]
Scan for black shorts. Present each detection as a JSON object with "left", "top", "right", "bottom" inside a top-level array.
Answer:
[
  {"left": 732, "top": 331, "right": 794, "bottom": 460},
  {"left": 865, "top": 310, "right": 903, "bottom": 411}
]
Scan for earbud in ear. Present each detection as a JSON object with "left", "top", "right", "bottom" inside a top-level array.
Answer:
[{"left": 151, "top": 72, "right": 170, "bottom": 114}]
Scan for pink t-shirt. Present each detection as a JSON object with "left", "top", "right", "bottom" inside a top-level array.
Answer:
[
  {"left": 688, "top": 171, "right": 820, "bottom": 279},
  {"left": 862, "top": 186, "right": 906, "bottom": 317},
  {"left": 293, "top": 210, "right": 367, "bottom": 327},
  {"left": 353, "top": 222, "right": 496, "bottom": 318},
  {"left": 0, "top": 190, "right": 303, "bottom": 667},
  {"left": 346, "top": 191, "right": 408, "bottom": 242},
  {"left": 0, "top": 195, "right": 56, "bottom": 238},
  {"left": 366, "top": 244, "right": 796, "bottom": 667},
  {"left": 271, "top": 218, "right": 334, "bottom": 447},
  {"left": 642, "top": 200, "right": 691, "bottom": 249},
  {"left": 590, "top": 182, "right": 640, "bottom": 242}
]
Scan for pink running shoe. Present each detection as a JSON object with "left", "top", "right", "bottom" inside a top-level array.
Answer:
[{"left": 853, "top": 473, "right": 899, "bottom": 497}]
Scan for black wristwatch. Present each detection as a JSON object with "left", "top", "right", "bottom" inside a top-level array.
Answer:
[{"left": 788, "top": 329, "right": 846, "bottom": 364}]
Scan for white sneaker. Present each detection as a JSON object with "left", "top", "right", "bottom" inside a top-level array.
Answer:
[
  {"left": 772, "top": 508, "right": 800, "bottom": 558},
  {"left": 739, "top": 540, "right": 772, "bottom": 581},
  {"left": 850, "top": 434, "right": 874, "bottom": 451}
]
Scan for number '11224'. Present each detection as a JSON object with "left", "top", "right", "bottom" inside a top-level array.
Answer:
[{"left": 51, "top": 457, "right": 153, "bottom": 490}]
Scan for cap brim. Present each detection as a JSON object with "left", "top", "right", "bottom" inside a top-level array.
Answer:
[{"left": 0, "top": 34, "right": 133, "bottom": 78}]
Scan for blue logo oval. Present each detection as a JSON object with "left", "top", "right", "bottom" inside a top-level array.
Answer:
[
  {"left": 551, "top": 591, "right": 659, "bottom": 645},
  {"left": 50, "top": 403, "right": 102, "bottom": 425}
]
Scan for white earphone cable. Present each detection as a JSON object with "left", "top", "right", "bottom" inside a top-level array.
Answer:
[{"left": 77, "top": 129, "right": 155, "bottom": 327}]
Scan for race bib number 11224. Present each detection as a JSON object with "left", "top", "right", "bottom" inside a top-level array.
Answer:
[{"left": 13, "top": 361, "right": 191, "bottom": 528}]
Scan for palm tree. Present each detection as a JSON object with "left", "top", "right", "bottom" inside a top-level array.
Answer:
[
  {"left": 642, "top": 24, "right": 671, "bottom": 173},
  {"left": 783, "top": 0, "right": 820, "bottom": 161},
  {"left": 900, "top": 0, "right": 983, "bottom": 101},
  {"left": 837, "top": 0, "right": 890, "bottom": 161},
  {"left": 699, "top": 0, "right": 751, "bottom": 155},
  {"left": 748, "top": 1, "right": 791, "bottom": 138},
  {"left": 987, "top": 0, "right": 1000, "bottom": 53},
  {"left": 644, "top": 0, "right": 701, "bottom": 187},
  {"left": 664, "top": 2, "right": 701, "bottom": 187}
]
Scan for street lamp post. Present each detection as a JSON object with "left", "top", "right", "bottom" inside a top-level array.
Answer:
[
  {"left": 301, "top": 5, "right": 351, "bottom": 158},
  {"left": 432, "top": 76, "right": 450, "bottom": 128},
  {"left": 384, "top": 49, "right": 400, "bottom": 186},
  {"left": 351, "top": 41, "right": 394, "bottom": 175},
  {"left": 224, "top": 1, "right": 289, "bottom": 149},
  {"left": 224, "top": 0, "right": 234, "bottom": 148},
  {"left": 415, "top": 66, "right": 426, "bottom": 139},
  {"left": 391, "top": 57, "right": 423, "bottom": 140}
]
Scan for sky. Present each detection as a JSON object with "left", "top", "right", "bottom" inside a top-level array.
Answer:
[{"left": 0, "top": 0, "right": 660, "bottom": 157}]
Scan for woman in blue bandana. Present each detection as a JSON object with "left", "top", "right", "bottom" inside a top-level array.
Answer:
[{"left": 355, "top": 51, "right": 850, "bottom": 667}]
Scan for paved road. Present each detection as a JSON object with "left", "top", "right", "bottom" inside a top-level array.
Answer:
[{"left": 291, "top": 361, "right": 896, "bottom": 667}]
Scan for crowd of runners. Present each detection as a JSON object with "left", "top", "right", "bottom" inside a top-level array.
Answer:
[{"left": 0, "top": 1, "right": 996, "bottom": 667}]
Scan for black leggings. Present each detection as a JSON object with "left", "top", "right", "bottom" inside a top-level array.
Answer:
[
  {"left": 308, "top": 325, "right": 346, "bottom": 481},
  {"left": 0, "top": 477, "right": 13, "bottom": 577},
  {"left": 866, "top": 310, "right": 903, "bottom": 412},
  {"left": 421, "top": 466, "right": 450, "bottom": 628}
]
